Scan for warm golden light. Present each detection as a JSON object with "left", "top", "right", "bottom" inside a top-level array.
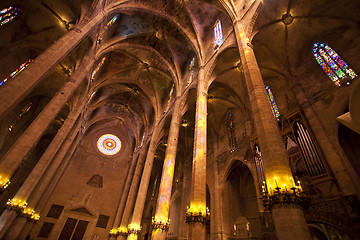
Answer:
[{"left": 0, "top": 175, "right": 10, "bottom": 189}]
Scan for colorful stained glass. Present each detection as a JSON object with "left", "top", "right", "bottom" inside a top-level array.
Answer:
[
  {"left": 227, "top": 113, "right": 237, "bottom": 150},
  {"left": 0, "top": 6, "right": 19, "bottom": 26},
  {"left": 99, "top": 14, "right": 120, "bottom": 38},
  {"left": 91, "top": 57, "right": 106, "bottom": 80},
  {"left": 97, "top": 134, "right": 122, "bottom": 155},
  {"left": 265, "top": 85, "right": 280, "bottom": 121},
  {"left": 214, "top": 20, "right": 223, "bottom": 50},
  {"left": 166, "top": 84, "right": 174, "bottom": 112},
  {"left": 0, "top": 59, "right": 32, "bottom": 86},
  {"left": 313, "top": 42, "right": 357, "bottom": 86},
  {"left": 188, "top": 57, "right": 195, "bottom": 86}
]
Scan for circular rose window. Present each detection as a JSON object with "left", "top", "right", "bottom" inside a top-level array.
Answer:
[{"left": 97, "top": 134, "right": 121, "bottom": 156}]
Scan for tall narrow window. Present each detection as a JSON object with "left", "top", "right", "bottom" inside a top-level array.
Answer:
[
  {"left": 8, "top": 102, "right": 32, "bottom": 131},
  {"left": 214, "top": 20, "right": 223, "bottom": 50},
  {"left": 0, "top": 59, "right": 32, "bottom": 86},
  {"left": 294, "top": 121, "right": 326, "bottom": 177},
  {"left": 0, "top": 6, "right": 19, "bottom": 26},
  {"left": 265, "top": 85, "right": 280, "bottom": 121},
  {"left": 165, "top": 84, "right": 174, "bottom": 112},
  {"left": 99, "top": 14, "right": 120, "bottom": 39},
  {"left": 227, "top": 113, "right": 237, "bottom": 150},
  {"left": 188, "top": 57, "right": 195, "bottom": 86},
  {"left": 91, "top": 57, "right": 106, "bottom": 81},
  {"left": 313, "top": 42, "right": 357, "bottom": 86},
  {"left": 254, "top": 144, "right": 265, "bottom": 187}
]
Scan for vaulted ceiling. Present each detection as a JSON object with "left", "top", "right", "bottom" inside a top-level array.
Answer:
[{"left": 0, "top": 0, "right": 359, "bottom": 163}]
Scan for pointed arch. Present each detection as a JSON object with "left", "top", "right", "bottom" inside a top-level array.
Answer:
[{"left": 313, "top": 42, "right": 357, "bottom": 86}]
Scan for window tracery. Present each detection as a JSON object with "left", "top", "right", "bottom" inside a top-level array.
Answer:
[
  {"left": 313, "top": 42, "right": 357, "bottom": 86},
  {"left": 166, "top": 84, "right": 174, "bottom": 112},
  {"left": 0, "top": 59, "right": 32, "bottom": 86},
  {"left": 8, "top": 102, "right": 32, "bottom": 131},
  {"left": 99, "top": 14, "right": 120, "bottom": 39},
  {"left": 188, "top": 57, "right": 195, "bottom": 86},
  {"left": 265, "top": 85, "right": 280, "bottom": 121},
  {"left": 0, "top": 6, "right": 19, "bottom": 26},
  {"left": 227, "top": 113, "right": 237, "bottom": 150},
  {"left": 91, "top": 57, "right": 106, "bottom": 81},
  {"left": 214, "top": 19, "right": 223, "bottom": 50}
]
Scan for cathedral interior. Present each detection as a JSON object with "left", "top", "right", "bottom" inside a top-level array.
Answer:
[{"left": 0, "top": 0, "right": 360, "bottom": 239}]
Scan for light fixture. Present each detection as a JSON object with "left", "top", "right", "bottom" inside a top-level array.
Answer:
[
  {"left": 261, "top": 177, "right": 305, "bottom": 211},
  {"left": 181, "top": 120, "right": 188, "bottom": 127},
  {"left": 185, "top": 205, "right": 210, "bottom": 224}
]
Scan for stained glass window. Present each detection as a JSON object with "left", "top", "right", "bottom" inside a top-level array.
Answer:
[
  {"left": 214, "top": 20, "right": 223, "bottom": 50},
  {"left": 97, "top": 134, "right": 122, "bottom": 156},
  {"left": 8, "top": 102, "right": 32, "bottom": 131},
  {"left": 227, "top": 113, "right": 237, "bottom": 150},
  {"left": 265, "top": 85, "right": 280, "bottom": 121},
  {"left": 188, "top": 57, "right": 195, "bottom": 86},
  {"left": 0, "top": 6, "right": 19, "bottom": 26},
  {"left": 166, "top": 84, "right": 174, "bottom": 112},
  {"left": 313, "top": 42, "right": 357, "bottom": 86},
  {"left": 91, "top": 57, "right": 106, "bottom": 81},
  {"left": 0, "top": 59, "right": 32, "bottom": 86},
  {"left": 99, "top": 14, "right": 120, "bottom": 38}
]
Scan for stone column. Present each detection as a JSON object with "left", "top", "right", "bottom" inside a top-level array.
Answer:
[
  {"left": 116, "top": 141, "right": 151, "bottom": 240},
  {"left": 0, "top": 53, "right": 95, "bottom": 186},
  {"left": 178, "top": 159, "right": 191, "bottom": 240},
  {"left": 151, "top": 97, "right": 183, "bottom": 240},
  {"left": 188, "top": 67, "right": 207, "bottom": 240},
  {"left": 0, "top": 11, "right": 104, "bottom": 119},
  {"left": 212, "top": 156, "right": 223, "bottom": 240},
  {"left": 0, "top": 95, "right": 86, "bottom": 239},
  {"left": 125, "top": 119, "right": 163, "bottom": 240},
  {"left": 233, "top": 21, "right": 311, "bottom": 240},
  {"left": 292, "top": 83, "right": 360, "bottom": 196},
  {"left": 109, "top": 152, "right": 140, "bottom": 240},
  {"left": 18, "top": 122, "right": 83, "bottom": 240}
]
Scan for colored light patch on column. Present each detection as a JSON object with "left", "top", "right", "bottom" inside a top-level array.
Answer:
[
  {"left": 97, "top": 134, "right": 121, "bottom": 156},
  {"left": 154, "top": 154, "right": 175, "bottom": 223}
]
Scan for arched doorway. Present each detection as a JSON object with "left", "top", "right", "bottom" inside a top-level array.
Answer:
[{"left": 222, "top": 160, "right": 261, "bottom": 238}]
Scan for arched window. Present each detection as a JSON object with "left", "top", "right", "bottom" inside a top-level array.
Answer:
[
  {"left": 313, "top": 42, "right": 357, "bottom": 86},
  {"left": 294, "top": 121, "right": 326, "bottom": 177},
  {"left": 188, "top": 57, "right": 195, "bottom": 86},
  {"left": 91, "top": 57, "right": 106, "bottom": 81},
  {"left": 98, "top": 14, "right": 120, "bottom": 39},
  {"left": 8, "top": 102, "right": 32, "bottom": 131},
  {"left": 0, "top": 6, "right": 19, "bottom": 26},
  {"left": 214, "top": 20, "right": 223, "bottom": 50},
  {"left": 254, "top": 144, "right": 265, "bottom": 187},
  {"left": 227, "top": 113, "right": 237, "bottom": 150},
  {"left": 0, "top": 59, "right": 32, "bottom": 86},
  {"left": 265, "top": 85, "right": 280, "bottom": 121},
  {"left": 165, "top": 84, "right": 174, "bottom": 112}
]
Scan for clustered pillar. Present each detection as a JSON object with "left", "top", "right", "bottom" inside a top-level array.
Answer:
[
  {"left": 188, "top": 67, "right": 208, "bottom": 240},
  {"left": 151, "top": 97, "right": 182, "bottom": 240},
  {"left": 0, "top": 2, "right": 322, "bottom": 240}
]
